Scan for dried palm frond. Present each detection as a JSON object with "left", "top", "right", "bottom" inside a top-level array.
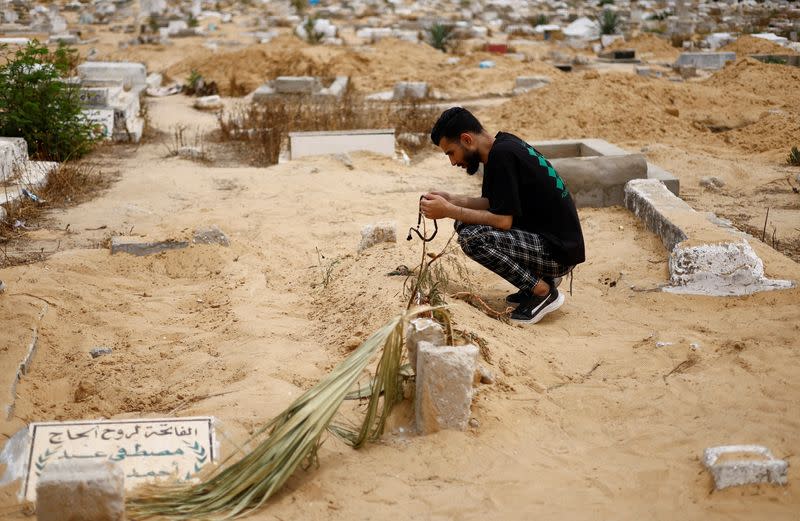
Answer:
[{"left": 126, "top": 306, "right": 435, "bottom": 520}]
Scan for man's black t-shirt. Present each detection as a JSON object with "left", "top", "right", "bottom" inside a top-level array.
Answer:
[{"left": 482, "top": 132, "right": 585, "bottom": 266}]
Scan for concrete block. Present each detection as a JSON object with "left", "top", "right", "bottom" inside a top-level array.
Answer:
[
  {"left": 110, "top": 236, "right": 189, "bottom": 256},
  {"left": 704, "top": 445, "right": 788, "bottom": 490},
  {"left": 393, "top": 81, "right": 428, "bottom": 100},
  {"left": 274, "top": 76, "right": 321, "bottom": 95},
  {"left": 78, "top": 61, "right": 147, "bottom": 90},
  {"left": 193, "top": 225, "right": 229, "bottom": 246},
  {"left": 358, "top": 221, "right": 396, "bottom": 252},
  {"left": 415, "top": 342, "right": 478, "bottom": 434},
  {"left": 624, "top": 179, "right": 793, "bottom": 295},
  {"left": 36, "top": 460, "right": 125, "bottom": 521},
  {"left": 252, "top": 84, "right": 275, "bottom": 103},
  {"left": 550, "top": 154, "right": 648, "bottom": 207},
  {"left": 194, "top": 95, "right": 223, "bottom": 110},
  {"left": 405, "top": 318, "right": 445, "bottom": 370},
  {"left": 289, "top": 129, "right": 395, "bottom": 159},
  {"left": 675, "top": 52, "right": 735, "bottom": 70}
]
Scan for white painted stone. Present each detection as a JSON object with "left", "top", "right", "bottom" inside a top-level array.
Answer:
[
  {"left": 675, "top": 52, "right": 736, "bottom": 70},
  {"left": 0, "top": 137, "right": 28, "bottom": 181},
  {"left": 704, "top": 445, "right": 788, "bottom": 490},
  {"left": 358, "top": 221, "right": 396, "bottom": 252},
  {"left": 405, "top": 318, "right": 445, "bottom": 370},
  {"left": 36, "top": 460, "right": 125, "bottom": 521},
  {"left": 289, "top": 129, "right": 395, "bottom": 159},
  {"left": 415, "top": 342, "right": 478, "bottom": 434}
]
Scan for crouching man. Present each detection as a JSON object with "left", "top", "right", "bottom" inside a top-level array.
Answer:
[{"left": 420, "top": 107, "right": 585, "bottom": 324}]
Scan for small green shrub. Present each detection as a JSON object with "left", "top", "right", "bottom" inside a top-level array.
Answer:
[
  {"left": 599, "top": 9, "right": 620, "bottom": 35},
  {"left": 428, "top": 23, "right": 454, "bottom": 52},
  {"left": 531, "top": 14, "right": 549, "bottom": 27},
  {"left": 788, "top": 146, "right": 800, "bottom": 166},
  {"left": 303, "top": 17, "right": 324, "bottom": 44},
  {"left": 0, "top": 41, "right": 99, "bottom": 161}
]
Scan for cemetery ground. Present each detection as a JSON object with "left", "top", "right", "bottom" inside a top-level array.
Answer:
[{"left": 1, "top": 60, "right": 800, "bottom": 519}]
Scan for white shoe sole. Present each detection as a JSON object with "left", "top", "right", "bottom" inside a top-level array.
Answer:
[{"left": 510, "top": 291, "right": 565, "bottom": 325}]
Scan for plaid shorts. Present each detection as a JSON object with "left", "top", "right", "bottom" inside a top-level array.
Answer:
[{"left": 456, "top": 223, "right": 573, "bottom": 291}]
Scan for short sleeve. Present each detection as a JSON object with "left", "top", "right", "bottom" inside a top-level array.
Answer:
[{"left": 485, "top": 149, "right": 523, "bottom": 216}]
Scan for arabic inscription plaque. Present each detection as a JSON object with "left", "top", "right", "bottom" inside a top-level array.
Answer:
[{"left": 24, "top": 417, "right": 215, "bottom": 501}]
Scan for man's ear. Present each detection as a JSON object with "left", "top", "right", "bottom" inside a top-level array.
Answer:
[{"left": 460, "top": 132, "right": 473, "bottom": 147}]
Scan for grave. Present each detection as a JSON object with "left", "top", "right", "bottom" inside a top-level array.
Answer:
[
  {"left": 36, "top": 460, "right": 125, "bottom": 521},
  {"left": 674, "top": 52, "right": 735, "bottom": 70},
  {"left": 528, "top": 138, "right": 679, "bottom": 207},
  {"left": 625, "top": 179, "right": 793, "bottom": 295},
  {"left": 289, "top": 129, "right": 395, "bottom": 160},
  {"left": 252, "top": 76, "right": 349, "bottom": 102},
  {"left": 77, "top": 62, "right": 147, "bottom": 142},
  {"left": 0, "top": 137, "right": 59, "bottom": 221},
  {"left": 598, "top": 49, "right": 640, "bottom": 63},
  {"left": 750, "top": 54, "right": 800, "bottom": 67}
]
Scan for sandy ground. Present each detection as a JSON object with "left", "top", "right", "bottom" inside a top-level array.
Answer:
[{"left": 1, "top": 30, "right": 800, "bottom": 520}]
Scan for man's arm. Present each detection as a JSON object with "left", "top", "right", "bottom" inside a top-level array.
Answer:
[
  {"left": 420, "top": 193, "right": 513, "bottom": 230},
  {"left": 430, "top": 191, "right": 489, "bottom": 211}
]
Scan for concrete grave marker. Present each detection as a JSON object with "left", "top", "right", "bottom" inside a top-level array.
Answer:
[{"left": 24, "top": 417, "right": 216, "bottom": 501}]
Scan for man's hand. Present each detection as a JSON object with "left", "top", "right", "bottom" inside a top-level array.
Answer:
[
  {"left": 429, "top": 191, "right": 452, "bottom": 202},
  {"left": 420, "top": 193, "right": 455, "bottom": 220}
]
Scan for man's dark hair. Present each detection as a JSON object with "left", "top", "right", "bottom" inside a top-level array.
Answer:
[{"left": 430, "top": 107, "right": 484, "bottom": 146}]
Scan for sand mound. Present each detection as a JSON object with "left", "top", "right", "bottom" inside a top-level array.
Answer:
[
  {"left": 606, "top": 33, "right": 680, "bottom": 61},
  {"left": 705, "top": 57, "right": 800, "bottom": 107},
  {"left": 721, "top": 35, "right": 799, "bottom": 56},
  {"left": 484, "top": 61, "right": 796, "bottom": 155},
  {"left": 721, "top": 110, "right": 800, "bottom": 156},
  {"left": 165, "top": 36, "right": 563, "bottom": 97}
]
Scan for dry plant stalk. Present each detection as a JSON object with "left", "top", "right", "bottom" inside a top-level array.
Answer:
[{"left": 216, "top": 92, "right": 438, "bottom": 166}]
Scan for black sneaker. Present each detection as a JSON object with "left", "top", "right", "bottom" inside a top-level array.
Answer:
[
  {"left": 505, "top": 288, "right": 532, "bottom": 304},
  {"left": 510, "top": 289, "right": 565, "bottom": 324},
  {"left": 505, "top": 277, "right": 562, "bottom": 304}
]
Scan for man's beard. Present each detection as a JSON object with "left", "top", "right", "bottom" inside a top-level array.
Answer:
[{"left": 463, "top": 147, "right": 481, "bottom": 175}]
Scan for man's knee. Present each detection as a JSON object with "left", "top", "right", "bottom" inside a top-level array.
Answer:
[{"left": 457, "top": 225, "right": 490, "bottom": 258}]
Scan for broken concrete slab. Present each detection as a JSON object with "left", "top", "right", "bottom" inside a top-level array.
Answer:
[
  {"left": 110, "top": 236, "right": 189, "bottom": 256},
  {"left": 415, "top": 342, "right": 478, "bottom": 434},
  {"left": 358, "top": 222, "right": 396, "bottom": 252},
  {"left": 36, "top": 460, "right": 125, "bottom": 521},
  {"left": 193, "top": 225, "right": 229, "bottom": 246},
  {"left": 550, "top": 154, "right": 648, "bottom": 207},
  {"left": 703, "top": 445, "right": 788, "bottom": 490},
  {"left": 624, "top": 179, "right": 794, "bottom": 295},
  {"left": 289, "top": 129, "right": 395, "bottom": 160},
  {"left": 405, "top": 318, "right": 445, "bottom": 370}
]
